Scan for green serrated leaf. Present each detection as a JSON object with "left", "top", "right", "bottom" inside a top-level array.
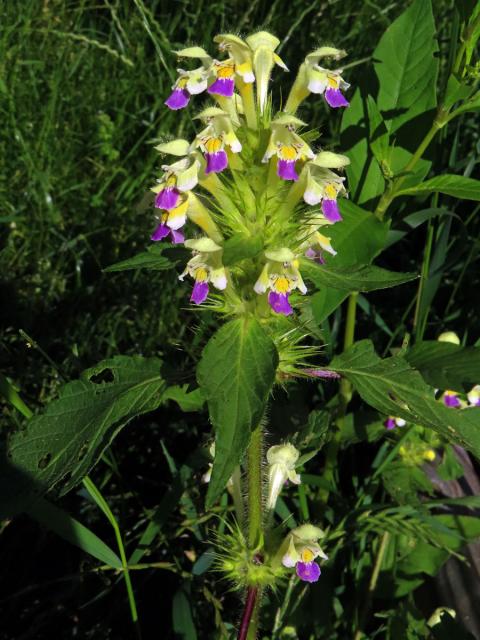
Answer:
[
  {"left": 197, "top": 318, "right": 278, "bottom": 507},
  {"left": 104, "top": 245, "right": 173, "bottom": 272},
  {"left": 328, "top": 340, "right": 480, "bottom": 458},
  {"left": 1, "top": 356, "right": 167, "bottom": 517},
  {"left": 406, "top": 341, "right": 480, "bottom": 391},
  {"left": 374, "top": 0, "right": 439, "bottom": 133},
  {"left": 396, "top": 174, "right": 480, "bottom": 200},
  {"left": 302, "top": 261, "right": 417, "bottom": 293}
]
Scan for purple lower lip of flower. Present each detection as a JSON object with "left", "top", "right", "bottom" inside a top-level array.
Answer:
[
  {"left": 205, "top": 150, "right": 228, "bottom": 174},
  {"left": 165, "top": 88, "right": 190, "bottom": 110},
  {"left": 444, "top": 394, "right": 461, "bottom": 408},
  {"left": 325, "top": 88, "right": 349, "bottom": 109},
  {"left": 384, "top": 417, "right": 396, "bottom": 430},
  {"left": 305, "top": 369, "right": 341, "bottom": 379},
  {"left": 170, "top": 229, "right": 184, "bottom": 244},
  {"left": 190, "top": 280, "right": 209, "bottom": 304},
  {"left": 305, "top": 248, "right": 325, "bottom": 264},
  {"left": 207, "top": 77, "right": 235, "bottom": 97},
  {"left": 268, "top": 291, "right": 293, "bottom": 315},
  {"left": 155, "top": 187, "right": 180, "bottom": 210},
  {"left": 322, "top": 199, "right": 342, "bottom": 223},
  {"left": 277, "top": 159, "right": 299, "bottom": 181},
  {"left": 296, "top": 561, "right": 321, "bottom": 583},
  {"left": 151, "top": 223, "right": 171, "bottom": 241}
]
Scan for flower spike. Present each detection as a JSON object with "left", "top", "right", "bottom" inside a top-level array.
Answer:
[{"left": 149, "top": 31, "right": 352, "bottom": 328}]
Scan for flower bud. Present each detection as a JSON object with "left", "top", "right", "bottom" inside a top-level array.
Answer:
[{"left": 266, "top": 443, "right": 301, "bottom": 510}]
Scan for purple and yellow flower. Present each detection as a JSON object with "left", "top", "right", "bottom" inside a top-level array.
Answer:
[
  {"left": 214, "top": 35, "right": 256, "bottom": 83},
  {"left": 151, "top": 156, "right": 200, "bottom": 206},
  {"left": 285, "top": 46, "right": 348, "bottom": 113},
  {"left": 303, "top": 168, "right": 347, "bottom": 223},
  {"left": 208, "top": 60, "right": 236, "bottom": 97},
  {"left": 304, "top": 231, "right": 337, "bottom": 264},
  {"left": 180, "top": 238, "right": 227, "bottom": 304},
  {"left": 263, "top": 117, "right": 315, "bottom": 182},
  {"left": 281, "top": 524, "right": 327, "bottom": 584},
  {"left": 384, "top": 416, "right": 406, "bottom": 430},
  {"left": 276, "top": 144, "right": 303, "bottom": 181},
  {"left": 443, "top": 390, "right": 461, "bottom": 408},
  {"left": 165, "top": 68, "right": 209, "bottom": 110},
  {"left": 308, "top": 66, "right": 350, "bottom": 108},
  {"left": 151, "top": 198, "right": 189, "bottom": 244},
  {"left": 468, "top": 385, "right": 480, "bottom": 407},
  {"left": 154, "top": 182, "right": 180, "bottom": 210},
  {"left": 197, "top": 136, "right": 229, "bottom": 174},
  {"left": 254, "top": 250, "right": 307, "bottom": 316},
  {"left": 266, "top": 444, "right": 301, "bottom": 510},
  {"left": 194, "top": 108, "right": 243, "bottom": 155}
]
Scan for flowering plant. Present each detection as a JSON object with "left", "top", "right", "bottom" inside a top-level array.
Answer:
[
  {"left": 2, "top": 2, "right": 480, "bottom": 639},
  {"left": 137, "top": 17, "right": 480, "bottom": 637}
]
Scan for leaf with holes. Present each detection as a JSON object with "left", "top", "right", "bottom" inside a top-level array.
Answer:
[
  {"left": 197, "top": 318, "right": 278, "bottom": 507},
  {"left": 0, "top": 356, "right": 167, "bottom": 518},
  {"left": 327, "top": 341, "right": 480, "bottom": 458}
]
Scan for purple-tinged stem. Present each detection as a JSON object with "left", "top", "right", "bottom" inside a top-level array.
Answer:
[{"left": 237, "top": 587, "right": 258, "bottom": 640}]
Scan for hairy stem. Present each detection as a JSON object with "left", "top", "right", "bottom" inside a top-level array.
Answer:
[
  {"left": 231, "top": 465, "right": 245, "bottom": 529},
  {"left": 247, "top": 425, "right": 263, "bottom": 549}
]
